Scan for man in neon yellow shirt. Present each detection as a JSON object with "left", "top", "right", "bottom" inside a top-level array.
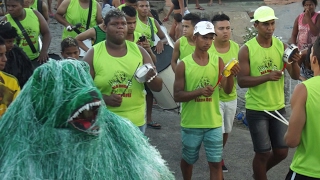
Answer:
[
  {"left": 122, "top": 6, "right": 156, "bottom": 63},
  {"left": 284, "top": 38, "right": 320, "bottom": 180},
  {"left": 170, "top": 13, "right": 200, "bottom": 72},
  {"left": 83, "top": 9, "right": 162, "bottom": 133},
  {"left": 211, "top": 13, "right": 239, "bottom": 173},
  {"left": 0, "top": 36, "right": 20, "bottom": 117},
  {"left": 237, "top": 6, "right": 301, "bottom": 180},
  {"left": 174, "top": 21, "right": 240, "bottom": 180}
]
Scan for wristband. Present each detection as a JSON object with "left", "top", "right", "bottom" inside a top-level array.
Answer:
[{"left": 66, "top": 25, "right": 72, "bottom": 31}]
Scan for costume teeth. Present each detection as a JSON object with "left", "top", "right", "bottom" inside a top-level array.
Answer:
[{"left": 67, "top": 101, "right": 102, "bottom": 122}]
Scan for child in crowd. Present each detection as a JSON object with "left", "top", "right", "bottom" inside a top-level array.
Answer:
[{"left": 60, "top": 37, "right": 80, "bottom": 60}]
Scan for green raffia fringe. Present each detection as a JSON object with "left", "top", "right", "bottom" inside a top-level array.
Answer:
[{"left": 0, "top": 59, "right": 174, "bottom": 180}]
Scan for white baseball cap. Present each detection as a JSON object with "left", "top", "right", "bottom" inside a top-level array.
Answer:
[{"left": 193, "top": 21, "right": 215, "bottom": 35}]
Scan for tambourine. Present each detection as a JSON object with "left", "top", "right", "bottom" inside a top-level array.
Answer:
[
  {"left": 212, "top": 58, "right": 239, "bottom": 90},
  {"left": 222, "top": 58, "right": 239, "bottom": 77},
  {"left": 134, "top": 63, "right": 157, "bottom": 83},
  {"left": 283, "top": 44, "right": 299, "bottom": 64}
]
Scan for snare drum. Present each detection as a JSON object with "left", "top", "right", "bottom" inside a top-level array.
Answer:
[
  {"left": 134, "top": 63, "right": 154, "bottom": 83},
  {"left": 283, "top": 44, "right": 299, "bottom": 64}
]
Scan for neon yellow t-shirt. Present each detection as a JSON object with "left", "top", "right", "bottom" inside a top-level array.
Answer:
[
  {"left": 210, "top": 40, "right": 239, "bottom": 102},
  {"left": 245, "top": 37, "right": 285, "bottom": 111},
  {"left": 181, "top": 52, "right": 222, "bottom": 128},
  {"left": 6, "top": 8, "right": 40, "bottom": 60},
  {"left": 135, "top": 17, "right": 158, "bottom": 47},
  {"left": 92, "top": 40, "right": 145, "bottom": 126},
  {"left": 290, "top": 76, "right": 320, "bottom": 178},
  {"left": 179, "top": 36, "right": 195, "bottom": 60},
  {"left": 62, "top": 0, "right": 98, "bottom": 39}
]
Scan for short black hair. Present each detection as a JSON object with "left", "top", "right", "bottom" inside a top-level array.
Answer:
[
  {"left": 302, "top": 0, "right": 317, "bottom": 6},
  {"left": 211, "top": 13, "right": 230, "bottom": 25},
  {"left": 61, "top": 37, "right": 79, "bottom": 52},
  {"left": 127, "top": 0, "right": 137, "bottom": 3},
  {"left": 5, "top": 0, "right": 24, "bottom": 6},
  {"left": 104, "top": 9, "right": 126, "bottom": 25},
  {"left": 312, "top": 37, "right": 320, "bottom": 65},
  {"left": 182, "top": 13, "right": 201, "bottom": 27},
  {"left": 121, "top": 6, "right": 136, "bottom": 17},
  {"left": 0, "top": 36, "right": 5, "bottom": 46},
  {"left": 0, "top": 21, "right": 21, "bottom": 45},
  {"left": 174, "top": 13, "right": 182, "bottom": 23}
]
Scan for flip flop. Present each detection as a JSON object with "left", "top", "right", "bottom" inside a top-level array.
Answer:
[
  {"left": 147, "top": 121, "right": 161, "bottom": 129},
  {"left": 195, "top": 6, "right": 205, "bottom": 10},
  {"left": 49, "top": 13, "right": 55, "bottom": 18}
]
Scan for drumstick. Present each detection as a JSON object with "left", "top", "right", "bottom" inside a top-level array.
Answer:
[
  {"left": 275, "top": 110, "right": 289, "bottom": 124},
  {"left": 122, "top": 62, "right": 141, "bottom": 95},
  {"left": 212, "top": 75, "right": 223, "bottom": 90},
  {"left": 281, "top": 63, "right": 287, "bottom": 74},
  {"left": 263, "top": 110, "right": 289, "bottom": 126}
]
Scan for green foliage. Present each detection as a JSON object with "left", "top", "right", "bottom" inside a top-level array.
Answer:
[{"left": 243, "top": 26, "right": 258, "bottom": 43}]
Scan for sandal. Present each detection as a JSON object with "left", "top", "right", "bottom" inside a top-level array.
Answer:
[
  {"left": 195, "top": 6, "right": 205, "bottom": 10},
  {"left": 49, "top": 13, "right": 55, "bottom": 18},
  {"left": 147, "top": 121, "right": 161, "bottom": 129}
]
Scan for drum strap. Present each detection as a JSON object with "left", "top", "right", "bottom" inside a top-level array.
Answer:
[
  {"left": 148, "top": 17, "right": 155, "bottom": 41},
  {"left": 73, "top": 0, "right": 92, "bottom": 34},
  {"left": 13, "top": 18, "right": 37, "bottom": 53}
]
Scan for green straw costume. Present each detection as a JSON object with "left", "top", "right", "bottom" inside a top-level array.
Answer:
[{"left": 0, "top": 59, "right": 174, "bottom": 180}]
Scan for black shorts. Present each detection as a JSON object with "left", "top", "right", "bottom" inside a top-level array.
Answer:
[
  {"left": 246, "top": 108, "right": 288, "bottom": 153},
  {"left": 286, "top": 169, "right": 320, "bottom": 180},
  {"left": 171, "top": 0, "right": 187, "bottom": 9}
]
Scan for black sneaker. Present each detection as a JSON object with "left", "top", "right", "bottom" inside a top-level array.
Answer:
[{"left": 222, "top": 164, "right": 228, "bottom": 172}]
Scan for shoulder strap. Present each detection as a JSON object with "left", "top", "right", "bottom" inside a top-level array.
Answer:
[
  {"left": 148, "top": 17, "right": 155, "bottom": 41},
  {"left": 86, "top": 0, "right": 93, "bottom": 30},
  {"left": 37, "top": 0, "right": 43, "bottom": 15},
  {"left": 12, "top": 18, "right": 37, "bottom": 53}
]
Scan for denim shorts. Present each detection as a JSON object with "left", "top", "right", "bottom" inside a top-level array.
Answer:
[
  {"left": 181, "top": 127, "right": 223, "bottom": 164},
  {"left": 246, "top": 108, "right": 288, "bottom": 153}
]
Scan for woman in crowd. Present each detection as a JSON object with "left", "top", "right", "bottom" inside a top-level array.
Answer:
[{"left": 290, "top": 0, "right": 320, "bottom": 50}]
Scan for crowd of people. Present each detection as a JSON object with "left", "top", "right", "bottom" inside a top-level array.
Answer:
[{"left": 0, "top": 0, "right": 319, "bottom": 179}]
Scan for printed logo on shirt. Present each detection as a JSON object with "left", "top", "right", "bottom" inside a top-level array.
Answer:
[
  {"left": 194, "top": 76, "right": 212, "bottom": 102},
  {"left": 108, "top": 70, "right": 132, "bottom": 97},
  {"left": 19, "top": 27, "right": 38, "bottom": 47},
  {"left": 257, "top": 57, "right": 279, "bottom": 75}
]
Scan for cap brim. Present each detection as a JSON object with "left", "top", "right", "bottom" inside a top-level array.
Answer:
[
  {"left": 195, "top": 30, "right": 216, "bottom": 35},
  {"left": 250, "top": 16, "right": 278, "bottom": 22}
]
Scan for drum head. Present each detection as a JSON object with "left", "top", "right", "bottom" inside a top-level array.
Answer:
[{"left": 153, "top": 44, "right": 173, "bottom": 73}]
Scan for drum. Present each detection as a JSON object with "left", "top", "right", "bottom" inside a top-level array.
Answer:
[
  {"left": 79, "top": 39, "right": 92, "bottom": 57},
  {"left": 283, "top": 44, "right": 299, "bottom": 64},
  {"left": 134, "top": 63, "right": 157, "bottom": 83},
  {"left": 152, "top": 44, "right": 179, "bottom": 110}
]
